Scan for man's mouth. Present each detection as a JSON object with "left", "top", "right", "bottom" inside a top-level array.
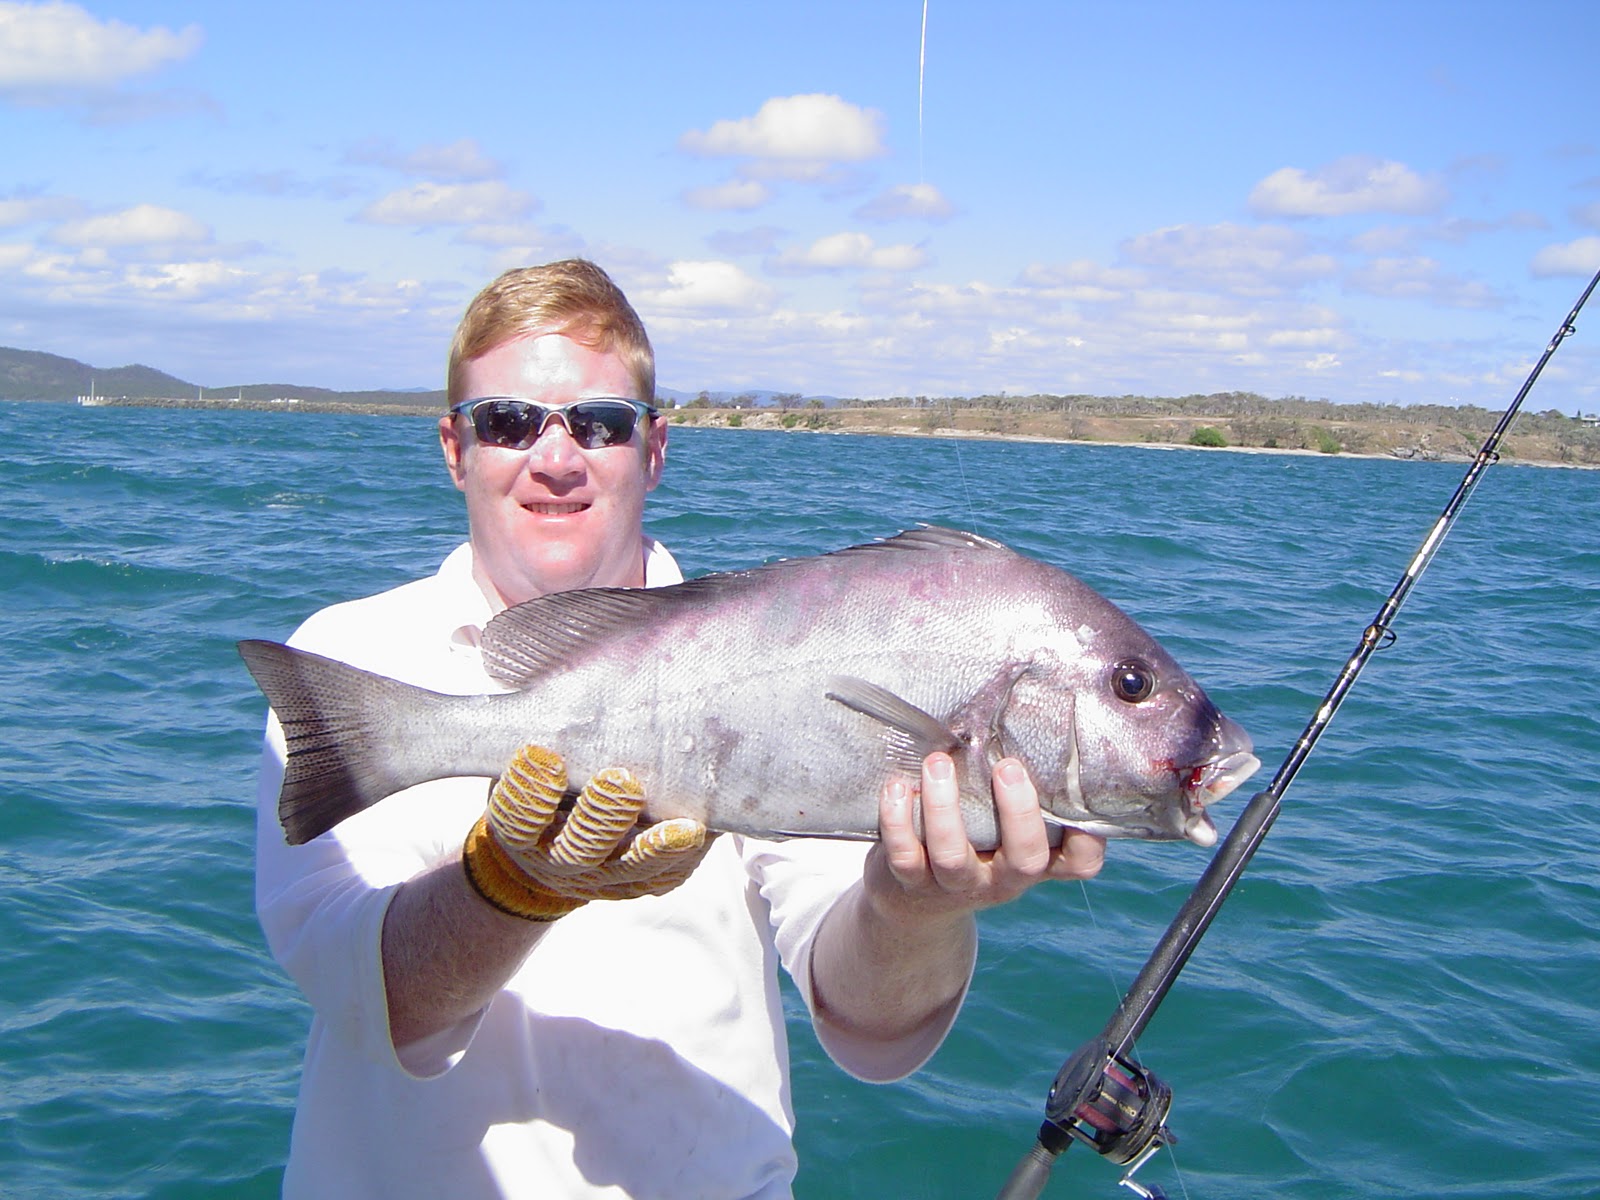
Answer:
[{"left": 523, "top": 501, "right": 589, "bottom": 516}]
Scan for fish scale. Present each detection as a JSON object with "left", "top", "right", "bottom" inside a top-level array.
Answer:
[{"left": 241, "top": 527, "right": 1258, "bottom": 847}]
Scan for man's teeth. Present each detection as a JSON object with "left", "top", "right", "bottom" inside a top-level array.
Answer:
[{"left": 526, "top": 502, "right": 587, "bottom": 515}]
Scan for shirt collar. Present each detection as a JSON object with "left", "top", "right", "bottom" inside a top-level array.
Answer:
[{"left": 446, "top": 536, "right": 682, "bottom": 653}]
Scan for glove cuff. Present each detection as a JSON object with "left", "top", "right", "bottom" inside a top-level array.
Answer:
[{"left": 461, "top": 815, "right": 586, "bottom": 922}]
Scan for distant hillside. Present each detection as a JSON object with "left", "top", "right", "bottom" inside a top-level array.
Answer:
[
  {"left": 0, "top": 346, "right": 443, "bottom": 407},
  {"left": 4, "top": 344, "right": 1594, "bottom": 465},
  {"left": 0, "top": 346, "right": 193, "bottom": 402}
]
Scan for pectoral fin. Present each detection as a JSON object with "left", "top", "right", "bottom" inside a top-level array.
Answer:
[{"left": 825, "top": 676, "right": 961, "bottom": 774}]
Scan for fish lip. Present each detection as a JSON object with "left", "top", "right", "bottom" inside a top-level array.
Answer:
[
  {"left": 1173, "top": 747, "right": 1259, "bottom": 845},
  {"left": 1186, "top": 748, "right": 1261, "bottom": 806},
  {"left": 1184, "top": 810, "right": 1219, "bottom": 847}
]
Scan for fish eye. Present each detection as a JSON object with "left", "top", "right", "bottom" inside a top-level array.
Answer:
[{"left": 1110, "top": 659, "right": 1157, "bottom": 703}]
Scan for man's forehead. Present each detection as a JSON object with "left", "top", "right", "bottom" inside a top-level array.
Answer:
[{"left": 462, "top": 332, "right": 632, "bottom": 391}]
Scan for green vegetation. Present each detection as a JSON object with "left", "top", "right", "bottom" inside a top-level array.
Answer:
[
  {"left": 1312, "top": 427, "right": 1342, "bottom": 454},
  {"left": 9, "top": 344, "right": 1597, "bottom": 465}
]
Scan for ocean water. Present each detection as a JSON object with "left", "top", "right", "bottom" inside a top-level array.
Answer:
[{"left": 1, "top": 398, "right": 1596, "bottom": 1200}]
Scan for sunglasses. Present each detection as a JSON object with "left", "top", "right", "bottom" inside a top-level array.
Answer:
[{"left": 449, "top": 396, "right": 658, "bottom": 451}]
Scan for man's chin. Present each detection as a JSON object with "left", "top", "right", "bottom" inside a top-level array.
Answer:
[{"left": 492, "top": 541, "right": 645, "bottom": 604}]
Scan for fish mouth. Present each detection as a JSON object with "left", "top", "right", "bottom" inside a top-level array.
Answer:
[{"left": 1180, "top": 747, "right": 1261, "bottom": 847}]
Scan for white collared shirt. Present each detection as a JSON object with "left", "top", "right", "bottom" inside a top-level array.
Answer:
[{"left": 254, "top": 540, "right": 967, "bottom": 1200}]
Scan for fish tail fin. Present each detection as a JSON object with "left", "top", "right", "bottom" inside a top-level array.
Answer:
[{"left": 238, "top": 639, "right": 454, "bottom": 845}]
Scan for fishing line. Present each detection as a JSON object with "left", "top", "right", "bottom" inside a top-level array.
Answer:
[
  {"left": 950, "top": 436, "right": 980, "bottom": 528},
  {"left": 1068, "top": 876, "right": 1196, "bottom": 1200},
  {"left": 995, "top": 266, "right": 1600, "bottom": 1200},
  {"left": 918, "top": 0, "right": 929, "bottom": 183},
  {"left": 1070, "top": 879, "right": 1195, "bottom": 1200},
  {"left": 916, "top": 4, "right": 979, "bottom": 530}
]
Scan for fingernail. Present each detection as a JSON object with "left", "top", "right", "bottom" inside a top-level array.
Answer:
[
  {"left": 884, "top": 777, "right": 909, "bottom": 814},
  {"left": 927, "top": 754, "right": 954, "bottom": 782},
  {"left": 997, "top": 759, "right": 1025, "bottom": 787}
]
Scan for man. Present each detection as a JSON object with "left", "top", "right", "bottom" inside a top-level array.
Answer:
[{"left": 254, "top": 259, "right": 1105, "bottom": 1199}]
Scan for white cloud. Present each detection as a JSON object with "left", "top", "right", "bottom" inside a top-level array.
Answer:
[
  {"left": 771, "top": 231, "right": 927, "bottom": 273},
  {"left": 1352, "top": 212, "right": 1547, "bottom": 256},
  {"left": 706, "top": 226, "right": 784, "bottom": 257},
  {"left": 186, "top": 168, "right": 362, "bottom": 201},
  {"left": 855, "top": 183, "right": 954, "bottom": 222},
  {"left": 1017, "top": 259, "right": 1147, "bottom": 300},
  {"left": 865, "top": 278, "right": 1035, "bottom": 321},
  {"left": 683, "top": 178, "right": 772, "bottom": 212},
  {"left": 455, "top": 222, "right": 547, "bottom": 248},
  {"left": 679, "top": 94, "right": 885, "bottom": 163},
  {"left": 125, "top": 260, "right": 246, "bottom": 298},
  {"left": 1249, "top": 156, "right": 1447, "bottom": 218},
  {"left": 0, "top": 1, "right": 201, "bottom": 89},
  {"left": 1530, "top": 236, "right": 1600, "bottom": 277},
  {"left": 357, "top": 181, "right": 537, "bottom": 226},
  {"left": 1265, "top": 327, "right": 1344, "bottom": 350},
  {"left": 0, "top": 190, "right": 79, "bottom": 227},
  {"left": 638, "top": 260, "right": 776, "bottom": 314},
  {"left": 1570, "top": 202, "right": 1600, "bottom": 230},
  {"left": 1344, "top": 256, "right": 1499, "bottom": 308},
  {"left": 1349, "top": 224, "right": 1422, "bottom": 255},
  {"left": 51, "top": 203, "right": 209, "bottom": 247},
  {"left": 345, "top": 137, "right": 502, "bottom": 182},
  {"left": 1120, "top": 223, "right": 1336, "bottom": 295}
]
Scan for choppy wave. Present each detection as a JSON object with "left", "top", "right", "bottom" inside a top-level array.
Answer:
[{"left": 1, "top": 401, "right": 1596, "bottom": 1198}]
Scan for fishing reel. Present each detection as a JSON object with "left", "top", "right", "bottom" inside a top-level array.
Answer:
[{"left": 1039, "top": 1036, "right": 1175, "bottom": 1198}]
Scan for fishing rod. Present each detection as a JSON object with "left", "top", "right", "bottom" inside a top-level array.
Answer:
[{"left": 997, "top": 265, "right": 1600, "bottom": 1200}]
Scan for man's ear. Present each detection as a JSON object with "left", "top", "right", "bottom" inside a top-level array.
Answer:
[
  {"left": 643, "top": 414, "right": 668, "bottom": 491},
  {"left": 439, "top": 414, "right": 468, "bottom": 491}
]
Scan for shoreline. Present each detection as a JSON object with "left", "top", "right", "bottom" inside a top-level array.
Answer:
[
  {"left": 53, "top": 393, "right": 1600, "bottom": 470},
  {"left": 667, "top": 410, "right": 1600, "bottom": 471}
]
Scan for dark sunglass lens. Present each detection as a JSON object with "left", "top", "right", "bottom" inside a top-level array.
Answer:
[
  {"left": 476, "top": 401, "right": 541, "bottom": 448},
  {"left": 567, "top": 403, "right": 638, "bottom": 449}
]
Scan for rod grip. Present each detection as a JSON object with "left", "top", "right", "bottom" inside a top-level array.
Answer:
[{"left": 994, "top": 1137, "right": 1061, "bottom": 1200}]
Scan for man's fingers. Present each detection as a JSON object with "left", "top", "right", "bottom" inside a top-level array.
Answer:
[
  {"left": 989, "top": 758, "right": 1052, "bottom": 879},
  {"left": 546, "top": 767, "right": 647, "bottom": 868},
  {"left": 1048, "top": 828, "right": 1107, "bottom": 881},
  {"left": 612, "top": 818, "right": 708, "bottom": 875},
  {"left": 917, "top": 753, "right": 981, "bottom": 879},
  {"left": 877, "top": 774, "right": 930, "bottom": 886},
  {"left": 486, "top": 745, "right": 568, "bottom": 849}
]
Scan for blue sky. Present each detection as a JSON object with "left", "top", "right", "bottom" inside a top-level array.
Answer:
[{"left": 3, "top": 1, "right": 1599, "bottom": 412}]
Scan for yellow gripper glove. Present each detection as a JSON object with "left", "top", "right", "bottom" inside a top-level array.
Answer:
[{"left": 462, "top": 744, "right": 713, "bottom": 922}]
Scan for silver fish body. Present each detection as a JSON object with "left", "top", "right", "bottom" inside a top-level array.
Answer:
[{"left": 241, "top": 528, "right": 1257, "bottom": 848}]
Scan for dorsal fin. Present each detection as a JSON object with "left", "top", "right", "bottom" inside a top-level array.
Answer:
[{"left": 479, "top": 526, "right": 1009, "bottom": 689}]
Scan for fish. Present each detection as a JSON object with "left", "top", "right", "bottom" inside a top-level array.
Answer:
[{"left": 240, "top": 527, "right": 1258, "bottom": 849}]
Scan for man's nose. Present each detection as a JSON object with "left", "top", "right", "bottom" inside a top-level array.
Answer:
[{"left": 523, "top": 413, "right": 585, "bottom": 472}]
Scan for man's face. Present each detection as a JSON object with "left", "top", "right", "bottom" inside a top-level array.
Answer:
[{"left": 439, "top": 331, "right": 666, "bottom": 609}]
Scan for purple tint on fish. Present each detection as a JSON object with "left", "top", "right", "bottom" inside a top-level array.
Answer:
[{"left": 240, "top": 528, "right": 1258, "bottom": 847}]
